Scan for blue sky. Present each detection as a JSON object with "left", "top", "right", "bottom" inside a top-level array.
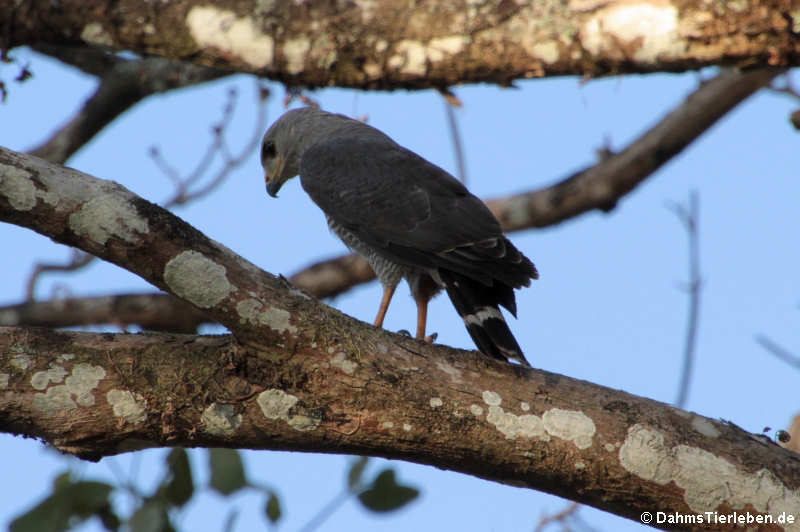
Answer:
[{"left": 1, "top": 49, "right": 798, "bottom": 531}]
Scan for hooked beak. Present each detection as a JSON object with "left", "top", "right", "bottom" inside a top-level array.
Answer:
[{"left": 264, "top": 155, "right": 286, "bottom": 198}]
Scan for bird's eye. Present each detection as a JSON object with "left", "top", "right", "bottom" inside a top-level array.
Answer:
[{"left": 261, "top": 140, "right": 276, "bottom": 161}]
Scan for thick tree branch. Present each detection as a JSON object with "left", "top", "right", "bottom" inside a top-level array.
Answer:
[
  {"left": 3, "top": 1, "right": 798, "bottom": 88},
  {"left": 1, "top": 324, "right": 799, "bottom": 532},
  {"left": 1, "top": 145, "right": 800, "bottom": 530}
]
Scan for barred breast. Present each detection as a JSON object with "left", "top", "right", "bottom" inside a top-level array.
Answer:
[{"left": 326, "top": 216, "right": 409, "bottom": 289}]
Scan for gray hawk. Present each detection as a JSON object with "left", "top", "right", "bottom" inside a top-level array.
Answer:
[{"left": 260, "top": 107, "right": 538, "bottom": 365}]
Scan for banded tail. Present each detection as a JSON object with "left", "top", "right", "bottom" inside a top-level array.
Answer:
[{"left": 439, "top": 270, "right": 530, "bottom": 366}]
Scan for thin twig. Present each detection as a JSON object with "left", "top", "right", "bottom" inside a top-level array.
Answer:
[
  {"left": 667, "top": 190, "right": 702, "bottom": 409},
  {"left": 441, "top": 90, "right": 467, "bottom": 184},
  {"left": 756, "top": 335, "right": 800, "bottom": 370},
  {"left": 534, "top": 502, "right": 581, "bottom": 532}
]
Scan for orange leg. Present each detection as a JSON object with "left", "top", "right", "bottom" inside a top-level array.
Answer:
[
  {"left": 414, "top": 294, "right": 436, "bottom": 342},
  {"left": 373, "top": 284, "right": 397, "bottom": 328}
]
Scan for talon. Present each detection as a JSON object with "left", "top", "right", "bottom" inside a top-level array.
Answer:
[
  {"left": 425, "top": 332, "right": 438, "bottom": 343},
  {"left": 397, "top": 329, "right": 412, "bottom": 337}
]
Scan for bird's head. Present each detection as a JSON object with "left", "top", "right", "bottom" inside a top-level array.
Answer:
[
  {"left": 261, "top": 106, "right": 365, "bottom": 197},
  {"left": 260, "top": 124, "right": 298, "bottom": 198}
]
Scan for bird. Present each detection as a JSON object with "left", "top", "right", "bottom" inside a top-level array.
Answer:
[{"left": 260, "top": 106, "right": 538, "bottom": 366}]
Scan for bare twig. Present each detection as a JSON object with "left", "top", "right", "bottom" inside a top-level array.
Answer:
[
  {"left": 667, "top": 191, "right": 702, "bottom": 409},
  {"left": 756, "top": 335, "right": 800, "bottom": 370},
  {"left": 24, "top": 249, "right": 92, "bottom": 300},
  {"left": 535, "top": 502, "right": 582, "bottom": 532},
  {"left": 441, "top": 89, "right": 468, "bottom": 184},
  {"left": 156, "top": 81, "right": 270, "bottom": 208}
]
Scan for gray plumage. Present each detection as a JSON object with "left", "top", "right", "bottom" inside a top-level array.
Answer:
[{"left": 261, "top": 106, "right": 538, "bottom": 365}]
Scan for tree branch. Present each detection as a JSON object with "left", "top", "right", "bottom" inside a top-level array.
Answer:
[
  {"left": 1, "top": 145, "right": 799, "bottom": 530},
  {"left": 27, "top": 47, "right": 227, "bottom": 165},
  {"left": 2, "top": 325, "right": 799, "bottom": 531},
  {"left": 3, "top": 1, "right": 798, "bottom": 87},
  {"left": 0, "top": 293, "right": 209, "bottom": 333}
]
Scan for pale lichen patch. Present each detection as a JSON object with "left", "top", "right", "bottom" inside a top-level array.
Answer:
[
  {"left": 581, "top": 4, "right": 684, "bottom": 63},
  {"left": 520, "top": 401, "right": 530, "bottom": 412},
  {"left": 388, "top": 40, "right": 427, "bottom": 75},
  {"left": 257, "top": 389, "right": 319, "bottom": 431},
  {"left": 0, "top": 165, "right": 39, "bottom": 211},
  {"left": 482, "top": 390, "right": 502, "bottom": 407},
  {"left": 107, "top": 389, "right": 147, "bottom": 425},
  {"left": 532, "top": 41, "right": 560, "bottom": 64},
  {"left": 0, "top": 373, "right": 8, "bottom": 389},
  {"left": 202, "top": 403, "right": 242, "bottom": 435},
  {"left": 164, "top": 251, "right": 233, "bottom": 308},
  {"left": 32, "top": 363, "right": 106, "bottom": 411},
  {"left": 66, "top": 363, "right": 105, "bottom": 392},
  {"left": 426, "top": 35, "right": 469, "bottom": 62},
  {"left": 330, "top": 352, "right": 357, "bottom": 375},
  {"left": 33, "top": 386, "right": 76, "bottom": 413},
  {"left": 470, "top": 404, "right": 484, "bottom": 417},
  {"left": 187, "top": 7, "right": 274, "bottom": 68},
  {"left": 542, "top": 409, "right": 596, "bottom": 450},
  {"left": 619, "top": 424, "right": 800, "bottom": 516},
  {"left": 69, "top": 195, "right": 149, "bottom": 245},
  {"left": 382, "top": 421, "right": 395, "bottom": 429},
  {"left": 81, "top": 22, "right": 114, "bottom": 46},
  {"left": 237, "top": 298, "right": 296, "bottom": 334},
  {"left": 429, "top": 397, "right": 443, "bottom": 408},
  {"left": 486, "top": 406, "right": 549, "bottom": 440},
  {"left": 30, "top": 365, "right": 68, "bottom": 390},
  {"left": 403, "top": 423, "right": 412, "bottom": 432},
  {"left": 691, "top": 416, "right": 721, "bottom": 438},
  {"left": 10, "top": 352, "right": 32, "bottom": 371},
  {"left": 436, "top": 361, "right": 462, "bottom": 381},
  {"left": 289, "top": 415, "right": 321, "bottom": 431},
  {"left": 283, "top": 37, "right": 311, "bottom": 74}
]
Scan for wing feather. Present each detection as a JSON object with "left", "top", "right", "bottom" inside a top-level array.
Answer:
[{"left": 300, "top": 134, "right": 535, "bottom": 286}]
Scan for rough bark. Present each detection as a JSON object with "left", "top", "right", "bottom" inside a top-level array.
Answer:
[
  {"left": 1, "top": 146, "right": 800, "bottom": 530},
  {"left": 2, "top": 0, "right": 798, "bottom": 88}
]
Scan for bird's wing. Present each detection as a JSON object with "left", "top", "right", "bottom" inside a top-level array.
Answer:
[{"left": 299, "top": 135, "right": 514, "bottom": 283}]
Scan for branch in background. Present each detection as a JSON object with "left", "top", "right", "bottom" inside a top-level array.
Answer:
[
  {"left": 768, "top": 71, "right": 800, "bottom": 130},
  {"left": 1, "top": 68, "right": 783, "bottom": 327},
  {"left": 668, "top": 191, "right": 702, "bottom": 409},
  {"left": 0, "top": 293, "right": 210, "bottom": 333},
  {"left": 756, "top": 335, "right": 800, "bottom": 370},
  {"left": 28, "top": 45, "right": 228, "bottom": 164}
]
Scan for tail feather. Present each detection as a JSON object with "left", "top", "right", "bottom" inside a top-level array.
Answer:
[{"left": 439, "top": 270, "right": 530, "bottom": 366}]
